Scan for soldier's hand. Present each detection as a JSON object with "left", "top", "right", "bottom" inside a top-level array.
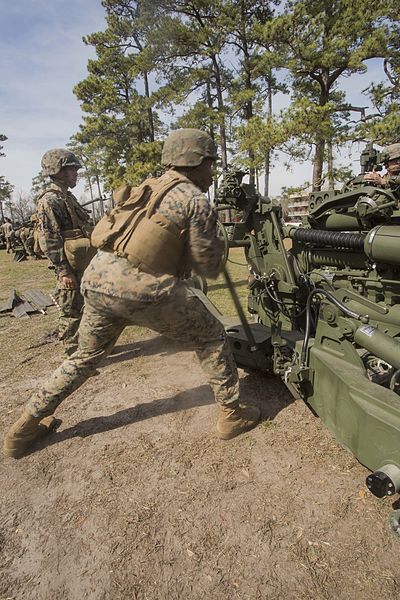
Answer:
[
  {"left": 364, "top": 171, "right": 385, "bottom": 186},
  {"left": 61, "top": 274, "right": 78, "bottom": 289}
]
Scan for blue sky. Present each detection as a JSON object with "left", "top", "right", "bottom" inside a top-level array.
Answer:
[
  {"left": 0, "top": 0, "right": 106, "bottom": 199},
  {"left": 0, "top": 1, "right": 387, "bottom": 201}
]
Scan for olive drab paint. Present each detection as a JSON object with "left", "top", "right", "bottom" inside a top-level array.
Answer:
[{"left": 214, "top": 144, "right": 400, "bottom": 497}]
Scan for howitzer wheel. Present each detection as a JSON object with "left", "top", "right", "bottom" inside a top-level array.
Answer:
[
  {"left": 216, "top": 220, "right": 229, "bottom": 266},
  {"left": 388, "top": 510, "right": 400, "bottom": 541}
]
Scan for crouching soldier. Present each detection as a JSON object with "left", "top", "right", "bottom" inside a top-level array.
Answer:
[{"left": 3, "top": 129, "right": 260, "bottom": 459}]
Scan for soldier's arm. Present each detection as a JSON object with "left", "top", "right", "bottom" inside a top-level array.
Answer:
[
  {"left": 387, "top": 175, "right": 400, "bottom": 194},
  {"left": 37, "top": 195, "right": 71, "bottom": 277},
  {"left": 187, "top": 193, "right": 224, "bottom": 279}
]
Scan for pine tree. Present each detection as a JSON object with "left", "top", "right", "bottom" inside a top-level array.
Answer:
[
  {"left": 73, "top": 0, "right": 163, "bottom": 190},
  {"left": 264, "top": 0, "right": 394, "bottom": 190}
]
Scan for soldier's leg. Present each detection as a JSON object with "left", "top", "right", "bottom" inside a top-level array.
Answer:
[
  {"left": 108, "top": 283, "right": 239, "bottom": 404},
  {"left": 27, "top": 299, "right": 126, "bottom": 418},
  {"left": 117, "top": 283, "right": 260, "bottom": 439},
  {"left": 3, "top": 295, "right": 126, "bottom": 457},
  {"left": 55, "top": 286, "right": 85, "bottom": 356}
]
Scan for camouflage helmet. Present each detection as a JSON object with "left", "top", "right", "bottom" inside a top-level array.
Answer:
[
  {"left": 383, "top": 143, "right": 400, "bottom": 162},
  {"left": 41, "top": 148, "right": 82, "bottom": 176},
  {"left": 161, "top": 128, "right": 218, "bottom": 168}
]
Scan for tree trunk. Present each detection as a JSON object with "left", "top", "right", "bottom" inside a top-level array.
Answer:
[
  {"left": 210, "top": 55, "right": 228, "bottom": 170},
  {"left": 95, "top": 174, "right": 104, "bottom": 217},
  {"left": 8, "top": 201, "right": 14, "bottom": 224},
  {"left": 264, "top": 80, "right": 273, "bottom": 197},
  {"left": 238, "top": 0, "right": 255, "bottom": 185},
  {"left": 143, "top": 70, "right": 155, "bottom": 142},
  {"left": 327, "top": 140, "right": 334, "bottom": 189},
  {"left": 86, "top": 173, "right": 94, "bottom": 202},
  {"left": 312, "top": 139, "right": 325, "bottom": 191},
  {"left": 264, "top": 153, "right": 270, "bottom": 197}
]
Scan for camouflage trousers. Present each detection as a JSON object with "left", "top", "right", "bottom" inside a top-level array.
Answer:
[
  {"left": 26, "top": 284, "right": 239, "bottom": 418},
  {"left": 5, "top": 236, "right": 14, "bottom": 253},
  {"left": 54, "top": 275, "right": 85, "bottom": 356}
]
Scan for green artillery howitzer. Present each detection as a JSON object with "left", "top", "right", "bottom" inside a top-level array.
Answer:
[{"left": 212, "top": 147, "right": 400, "bottom": 502}]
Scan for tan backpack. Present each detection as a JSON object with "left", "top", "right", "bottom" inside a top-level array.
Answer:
[{"left": 91, "top": 171, "right": 189, "bottom": 274}]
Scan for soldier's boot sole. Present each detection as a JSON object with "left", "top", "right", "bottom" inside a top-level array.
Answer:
[
  {"left": 3, "top": 414, "right": 61, "bottom": 459},
  {"left": 216, "top": 404, "right": 261, "bottom": 440}
]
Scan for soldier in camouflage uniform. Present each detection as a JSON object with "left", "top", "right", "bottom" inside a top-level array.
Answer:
[
  {"left": 364, "top": 143, "right": 400, "bottom": 198},
  {"left": 3, "top": 129, "right": 260, "bottom": 459},
  {"left": 19, "top": 223, "right": 34, "bottom": 258},
  {"left": 36, "top": 149, "right": 94, "bottom": 355},
  {"left": 1, "top": 218, "right": 14, "bottom": 253},
  {"left": 30, "top": 213, "right": 44, "bottom": 258}
]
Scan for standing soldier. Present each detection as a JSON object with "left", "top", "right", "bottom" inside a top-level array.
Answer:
[
  {"left": 3, "top": 129, "right": 260, "bottom": 459},
  {"left": 30, "top": 213, "right": 43, "bottom": 258},
  {"left": 1, "top": 217, "right": 14, "bottom": 253},
  {"left": 36, "top": 149, "right": 95, "bottom": 355},
  {"left": 19, "top": 223, "right": 34, "bottom": 258}
]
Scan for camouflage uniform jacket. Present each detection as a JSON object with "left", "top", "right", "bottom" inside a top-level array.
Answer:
[
  {"left": 82, "top": 170, "right": 224, "bottom": 302},
  {"left": 36, "top": 182, "right": 91, "bottom": 277}
]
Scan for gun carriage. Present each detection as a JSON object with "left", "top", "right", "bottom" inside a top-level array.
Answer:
[{"left": 213, "top": 146, "right": 400, "bottom": 501}]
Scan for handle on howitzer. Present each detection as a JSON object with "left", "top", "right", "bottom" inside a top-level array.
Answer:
[{"left": 223, "top": 266, "right": 258, "bottom": 353}]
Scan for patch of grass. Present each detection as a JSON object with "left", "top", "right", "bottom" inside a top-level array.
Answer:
[
  {"left": 261, "top": 418, "right": 276, "bottom": 430},
  {"left": 0, "top": 247, "right": 251, "bottom": 317},
  {"left": 207, "top": 248, "right": 250, "bottom": 317},
  {"left": 0, "top": 250, "right": 55, "bottom": 303}
]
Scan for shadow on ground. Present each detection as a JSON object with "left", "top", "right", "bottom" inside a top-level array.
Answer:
[
  {"left": 103, "top": 336, "right": 180, "bottom": 367},
  {"left": 29, "top": 371, "right": 292, "bottom": 455}
]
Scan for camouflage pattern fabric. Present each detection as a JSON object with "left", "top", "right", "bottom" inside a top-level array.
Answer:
[
  {"left": 26, "top": 284, "right": 239, "bottom": 418},
  {"left": 1, "top": 222, "right": 14, "bottom": 252},
  {"left": 41, "top": 148, "right": 82, "bottom": 177},
  {"left": 161, "top": 129, "right": 218, "bottom": 168},
  {"left": 36, "top": 182, "right": 91, "bottom": 277},
  {"left": 81, "top": 170, "right": 224, "bottom": 302},
  {"left": 24, "top": 170, "right": 239, "bottom": 419},
  {"left": 37, "top": 181, "right": 92, "bottom": 353},
  {"left": 5, "top": 237, "right": 13, "bottom": 253},
  {"left": 54, "top": 286, "right": 85, "bottom": 355},
  {"left": 1, "top": 221, "right": 13, "bottom": 237},
  {"left": 387, "top": 175, "right": 400, "bottom": 198},
  {"left": 24, "top": 232, "right": 35, "bottom": 257},
  {"left": 19, "top": 227, "right": 33, "bottom": 256}
]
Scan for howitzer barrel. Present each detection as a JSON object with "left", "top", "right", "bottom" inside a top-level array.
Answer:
[
  {"left": 364, "top": 226, "right": 400, "bottom": 266},
  {"left": 289, "top": 227, "right": 365, "bottom": 250},
  {"left": 306, "top": 248, "right": 367, "bottom": 270}
]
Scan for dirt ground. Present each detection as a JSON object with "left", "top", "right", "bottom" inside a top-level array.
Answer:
[{"left": 0, "top": 249, "right": 399, "bottom": 600}]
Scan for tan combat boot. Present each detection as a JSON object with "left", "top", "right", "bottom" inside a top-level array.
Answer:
[
  {"left": 3, "top": 411, "right": 60, "bottom": 459},
  {"left": 216, "top": 403, "right": 261, "bottom": 440}
]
